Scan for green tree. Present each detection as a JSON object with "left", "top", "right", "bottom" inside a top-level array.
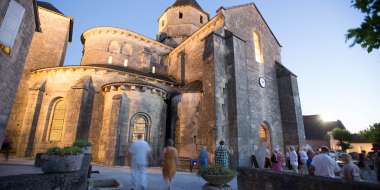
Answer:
[
  {"left": 331, "top": 128, "right": 353, "bottom": 151},
  {"left": 346, "top": 0, "right": 380, "bottom": 53},
  {"left": 360, "top": 123, "right": 380, "bottom": 143}
]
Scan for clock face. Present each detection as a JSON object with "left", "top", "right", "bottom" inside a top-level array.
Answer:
[{"left": 259, "top": 77, "right": 266, "bottom": 88}]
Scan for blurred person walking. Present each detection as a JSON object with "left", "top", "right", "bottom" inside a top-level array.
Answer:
[
  {"left": 255, "top": 142, "right": 268, "bottom": 169},
  {"left": 289, "top": 146, "right": 299, "bottom": 173},
  {"left": 215, "top": 140, "right": 230, "bottom": 168},
  {"left": 129, "top": 134, "right": 152, "bottom": 190},
  {"left": 271, "top": 146, "right": 284, "bottom": 172},
  {"left": 358, "top": 151, "right": 372, "bottom": 181},
  {"left": 310, "top": 147, "right": 340, "bottom": 178},
  {"left": 306, "top": 150, "right": 315, "bottom": 175},
  {"left": 162, "top": 139, "right": 178, "bottom": 190},
  {"left": 198, "top": 146, "right": 208, "bottom": 169},
  {"left": 286, "top": 147, "right": 292, "bottom": 170},
  {"left": 299, "top": 147, "right": 309, "bottom": 175},
  {"left": 341, "top": 153, "right": 361, "bottom": 182},
  {"left": 1, "top": 135, "right": 11, "bottom": 161}
]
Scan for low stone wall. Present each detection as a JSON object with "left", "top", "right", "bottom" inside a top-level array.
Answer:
[
  {"left": 0, "top": 154, "right": 91, "bottom": 190},
  {"left": 237, "top": 168, "right": 380, "bottom": 190}
]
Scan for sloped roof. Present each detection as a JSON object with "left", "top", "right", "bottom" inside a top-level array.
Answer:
[
  {"left": 32, "top": 0, "right": 41, "bottom": 32},
  {"left": 37, "top": 1, "right": 63, "bottom": 14},
  {"left": 351, "top": 134, "right": 372, "bottom": 143},
  {"left": 86, "top": 64, "right": 177, "bottom": 83},
  {"left": 303, "top": 115, "right": 346, "bottom": 140},
  {"left": 220, "top": 2, "right": 282, "bottom": 47},
  {"left": 276, "top": 62, "right": 297, "bottom": 77},
  {"left": 171, "top": 0, "right": 204, "bottom": 12},
  {"left": 36, "top": 1, "right": 73, "bottom": 42},
  {"left": 160, "top": 0, "right": 209, "bottom": 19}
]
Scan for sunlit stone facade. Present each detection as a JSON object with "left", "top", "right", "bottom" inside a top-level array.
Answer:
[
  {"left": 0, "top": 0, "right": 39, "bottom": 146},
  {"left": 6, "top": 0, "right": 305, "bottom": 167}
]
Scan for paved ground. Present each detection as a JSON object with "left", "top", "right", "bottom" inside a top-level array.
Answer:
[
  {"left": 0, "top": 159, "right": 42, "bottom": 177},
  {"left": 0, "top": 159, "right": 237, "bottom": 190},
  {"left": 91, "top": 164, "right": 238, "bottom": 190},
  {"left": 1, "top": 158, "right": 377, "bottom": 189}
]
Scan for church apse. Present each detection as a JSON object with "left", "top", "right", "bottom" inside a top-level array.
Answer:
[{"left": 97, "top": 82, "right": 168, "bottom": 165}]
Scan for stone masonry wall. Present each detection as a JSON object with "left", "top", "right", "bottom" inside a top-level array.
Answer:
[
  {"left": 159, "top": 6, "right": 209, "bottom": 46},
  {"left": 81, "top": 27, "right": 172, "bottom": 76},
  {"left": 277, "top": 68, "right": 306, "bottom": 146},
  {"left": 173, "top": 93, "right": 202, "bottom": 159},
  {"left": 12, "top": 66, "right": 173, "bottom": 165},
  {"left": 225, "top": 30, "right": 252, "bottom": 167},
  {"left": 222, "top": 4, "right": 285, "bottom": 166},
  {"left": 167, "top": 15, "right": 224, "bottom": 162},
  {"left": 167, "top": 15, "right": 224, "bottom": 83},
  {"left": 0, "top": 0, "right": 36, "bottom": 145},
  {"left": 6, "top": 6, "right": 72, "bottom": 150},
  {"left": 97, "top": 86, "right": 167, "bottom": 166}
]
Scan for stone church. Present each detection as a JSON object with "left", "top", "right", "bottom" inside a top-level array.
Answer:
[{"left": 6, "top": 0, "right": 305, "bottom": 167}]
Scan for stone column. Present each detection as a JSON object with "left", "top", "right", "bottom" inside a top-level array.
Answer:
[
  {"left": 17, "top": 84, "right": 45, "bottom": 157},
  {"left": 88, "top": 93, "right": 104, "bottom": 163},
  {"left": 98, "top": 92, "right": 122, "bottom": 165},
  {"left": 211, "top": 31, "right": 229, "bottom": 144},
  {"left": 206, "top": 30, "right": 251, "bottom": 167},
  {"left": 199, "top": 33, "right": 218, "bottom": 162},
  {"left": 276, "top": 65, "right": 306, "bottom": 147},
  {"left": 225, "top": 31, "right": 251, "bottom": 167},
  {"left": 63, "top": 78, "right": 93, "bottom": 146}
]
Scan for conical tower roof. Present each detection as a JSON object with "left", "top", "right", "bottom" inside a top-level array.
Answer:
[{"left": 170, "top": 0, "right": 204, "bottom": 12}]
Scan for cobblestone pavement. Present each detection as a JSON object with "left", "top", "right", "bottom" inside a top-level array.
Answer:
[{"left": 91, "top": 165, "right": 238, "bottom": 190}]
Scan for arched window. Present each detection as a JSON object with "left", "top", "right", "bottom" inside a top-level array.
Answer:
[
  {"left": 48, "top": 99, "right": 65, "bottom": 142},
  {"left": 130, "top": 113, "right": 151, "bottom": 142},
  {"left": 253, "top": 31, "right": 264, "bottom": 63},
  {"left": 259, "top": 122, "right": 272, "bottom": 148},
  {"left": 121, "top": 43, "right": 133, "bottom": 56},
  {"left": 259, "top": 126, "right": 268, "bottom": 143},
  {"left": 108, "top": 40, "right": 121, "bottom": 54}
]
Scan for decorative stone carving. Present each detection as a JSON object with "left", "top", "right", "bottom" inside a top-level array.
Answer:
[{"left": 102, "top": 82, "right": 168, "bottom": 100}]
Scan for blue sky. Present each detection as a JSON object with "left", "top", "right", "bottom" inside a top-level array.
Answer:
[{"left": 43, "top": 0, "right": 379, "bottom": 133}]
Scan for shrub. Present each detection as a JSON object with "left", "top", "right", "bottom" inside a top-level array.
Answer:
[
  {"left": 46, "top": 147, "right": 64, "bottom": 156},
  {"left": 198, "top": 166, "right": 237, "bottom": 177},
  {"left": 360, "top": 123, "right": 380, "bottom": 143},
  {"left": 46, "top": 146, "right": 82, "bottom": 156},
  {"left": 331, "top": 128, "right": 352, "bottom": 152},
  {"left": 73, "top": 139, "right": 91, "bottom": 148},
  {"left": 63, "top": 146, "right": 82, "bottom": 155}
]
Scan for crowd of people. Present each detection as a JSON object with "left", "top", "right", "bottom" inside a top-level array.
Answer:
[{"left": 248, "top": 142, "right": 380, "bottom": 183}]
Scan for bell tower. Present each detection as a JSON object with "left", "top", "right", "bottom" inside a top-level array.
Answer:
[{"left": 157, "top": 0, "right": 209, "bottom": 47}]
